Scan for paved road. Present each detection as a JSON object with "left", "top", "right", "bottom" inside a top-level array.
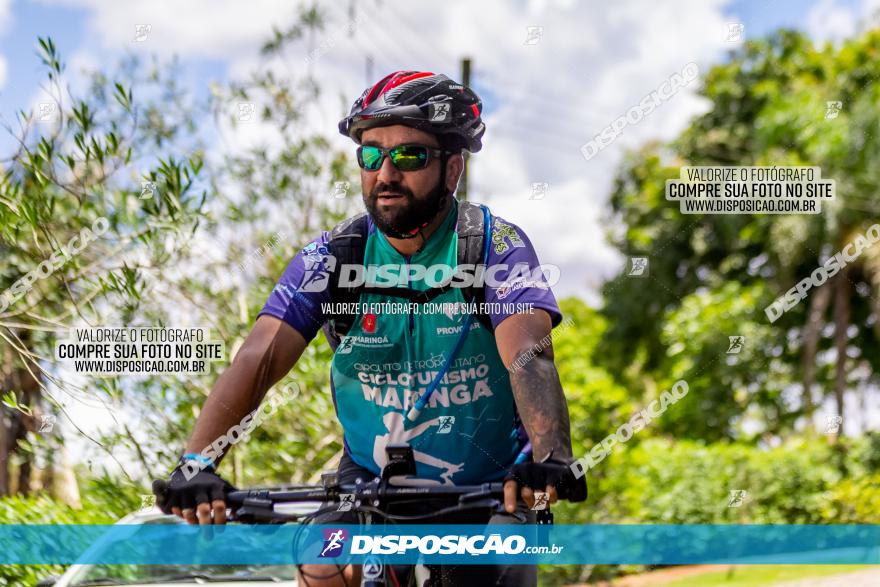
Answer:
[{"left": 770, "top": 568, "right": 880, "bottom": 587}]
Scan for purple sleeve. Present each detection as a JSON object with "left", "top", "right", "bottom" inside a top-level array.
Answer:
[
  {"left": 257, "top": 233, "right": 332, "bottom": 342},
  {"left": 483, "top": 216, "right": 563, "bottom": 330}
]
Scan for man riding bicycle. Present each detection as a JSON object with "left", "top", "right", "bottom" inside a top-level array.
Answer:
[{"left": 155, "top": 70, "right": 586, "bottom": 586}]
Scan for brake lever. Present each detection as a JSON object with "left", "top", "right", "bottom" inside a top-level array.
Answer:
[
  {"left": 458, "top": 490, "right": 496, "bottom": 505},
  {"left": 227, "top": 494, "right": 289, "bottom": 524},
  {"left": 228, "top": 504, "right": 293, "bottom": 524}
]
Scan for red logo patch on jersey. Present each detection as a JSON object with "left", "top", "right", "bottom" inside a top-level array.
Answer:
[{"left": 362, "top": 313, "right": 377, "bottom": 333}]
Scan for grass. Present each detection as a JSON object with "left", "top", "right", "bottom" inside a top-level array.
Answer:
[{"left": 655, "top": 564, "right": 871, "bottom": 587}]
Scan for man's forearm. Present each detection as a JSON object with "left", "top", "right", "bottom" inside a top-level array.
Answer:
[
  {"left": 182, "top": 317, "right": 305, "bottom": 465},
  {"left": 509, "top": 351, "right": 573, "bottom": 461},
  {"left": 184, "top": 336, "right": 289, "bottom": 464}
]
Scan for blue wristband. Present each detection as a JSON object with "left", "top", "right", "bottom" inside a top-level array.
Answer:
[{"left": 180, "top": 453, "right": 216, "bottom": 471}]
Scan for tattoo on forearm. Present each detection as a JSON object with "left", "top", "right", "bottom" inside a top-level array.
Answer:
[{"left": 509, "top": 350, "right": 573, "bottom": 461}]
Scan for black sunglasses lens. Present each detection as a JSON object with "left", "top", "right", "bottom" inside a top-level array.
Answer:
[
  {"left": 390, "top": 146, "right": 429, "bottom": 171},
  {"left": 358, "top": 146, "right": 384, "bottom": 170}
]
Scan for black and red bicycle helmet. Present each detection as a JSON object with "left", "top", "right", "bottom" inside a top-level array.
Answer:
[{"left": 339, "top": 70, "right": 486, "bottom": 152}]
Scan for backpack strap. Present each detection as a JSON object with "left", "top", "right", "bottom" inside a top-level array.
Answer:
[
  {"left": 456, "top": 201, "right": 494, "bottom": 332},
  {"left": 325, "top": 212, "right": 370, "bottom": 341},
  {"left": 323, "top": 201, "right": 495, "bottom": 341}
]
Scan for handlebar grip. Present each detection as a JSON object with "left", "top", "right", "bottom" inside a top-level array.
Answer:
[
  {"left": 558, "top": 472, "right": 588, "bottom": 502},
  {"left": 151, "top": 479, "right": 172, "bottom": 513},
  {"left": 152, "top": 479, "right": 168, "bottom": 498},
  {"left": 488, "top": 483, "right": 506, "bottom": 496}
]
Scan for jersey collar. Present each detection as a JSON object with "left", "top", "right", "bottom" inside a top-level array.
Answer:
[{"left": 374, "top": 197, "right": 459, "bottom": 261}]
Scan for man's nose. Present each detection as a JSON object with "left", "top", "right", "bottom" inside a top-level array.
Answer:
[{"left": 376, "top": 153, "right": 403, "bottom": 184}]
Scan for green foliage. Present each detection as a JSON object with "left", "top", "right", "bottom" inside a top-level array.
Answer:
[
  {"left": 559, "top": 436, "right": 879, "bottom": 525},
  {"left": 601, "top": 28, "right": 880, "bottom": 440},
  {"left": 0, "top": 37, "right": 211, "bottom": 487},
  {"left": 544, "top": 437, "right": 880, "bottom": 585},
  {"left": 555, "top": 298, "right": 636, "bottom": 457},
  {"left": 0, "top": 476, "right": 141, "bottom": 587},
  {"left": 657, "top": 281, "right": 796, "bottom": 440},
  {"left": 2, "top": 8, "right": 361, "bottom": 491}
]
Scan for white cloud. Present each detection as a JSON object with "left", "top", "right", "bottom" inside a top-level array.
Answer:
[
  {"left": 0, "top": 0, "right": 11, "bottom": 90},
  {"left": 429, "top": 0, "right": 727, "bottom": 299},
  {"left": 806, "top": 0, "right": 857, "bottom": 44},
  {"left": 0, "top": 0, "right": 11, "bottom": 32},
  {"left": 206, "top": 0, "right": 731, "bottom": 300},
  {"left": 37, "top": 0, "right": 298, "bottom": 59},
  {"left": 34, "top": 0, "right": 735, "bottom": 301}
]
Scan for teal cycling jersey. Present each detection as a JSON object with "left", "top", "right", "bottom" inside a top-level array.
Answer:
[
  {"left": 260, "top": 198, "right": 565, "bottom": 485},
  {"left": 330, "top": 203, "right": 522, "bottom": 485}
]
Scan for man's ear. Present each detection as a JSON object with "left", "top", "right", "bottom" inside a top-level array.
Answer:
[{"left": 446, "top": 152, "right": 465, "bottom": 193}]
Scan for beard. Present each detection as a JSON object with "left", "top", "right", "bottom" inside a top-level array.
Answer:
[{"left": 364, "top": 174, "right": 448, "bottom": 239}]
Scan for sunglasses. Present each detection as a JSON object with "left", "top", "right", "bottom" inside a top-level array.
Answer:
[{"left": 356, "top": 144, "right": 452, "bottom": 172}]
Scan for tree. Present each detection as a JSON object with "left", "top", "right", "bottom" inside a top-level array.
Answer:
[
  {"left": 0, "top": 39, "right": 209, "bottom": 495},
  {"left": 600, "top": 29, "right": 880, "bottom": 440}
]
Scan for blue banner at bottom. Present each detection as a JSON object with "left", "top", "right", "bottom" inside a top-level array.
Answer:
[{"left": 0, "top": 524, "right": 878, "bottom": 565}]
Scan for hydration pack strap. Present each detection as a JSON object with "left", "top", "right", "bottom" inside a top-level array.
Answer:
[{"left": 406, "top": 205, "right": 492, "bottom": 422}]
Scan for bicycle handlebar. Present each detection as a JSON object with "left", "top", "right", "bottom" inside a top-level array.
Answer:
[
  {"left": 226, "top": 482, "right": 506, "bottom": 506},
  {"left": 223, "top": 480, "right": 512, "bottom": 524},
  {"left": 157, "top": 445, "right": 556, "bottom": 524}
]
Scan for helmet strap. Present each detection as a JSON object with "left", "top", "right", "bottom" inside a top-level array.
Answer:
[{"left": 386, "top": 153, "right": 450, "bottom": 241}]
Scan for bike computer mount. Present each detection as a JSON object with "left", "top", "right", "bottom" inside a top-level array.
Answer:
[
  {"left": 317, "top": 444, "right": 419, "bottom": 509},
  {"left": 381, "top": 443, "right": 417, "bottom": 482}
]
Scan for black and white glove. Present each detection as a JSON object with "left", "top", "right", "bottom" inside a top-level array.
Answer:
[
  {"left": 505, "top": 455, "right": 588, "bottom": 502},
  {"left": 152, "top": 458, "right": 235, "bottom": 521}
]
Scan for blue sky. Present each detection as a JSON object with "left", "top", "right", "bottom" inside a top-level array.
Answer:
[
  {"left": 0, "top": 0, "right": 869, "bottom": 136},
  {"left": 730, "top": 0, "right": 860, "bottom": 36}
]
